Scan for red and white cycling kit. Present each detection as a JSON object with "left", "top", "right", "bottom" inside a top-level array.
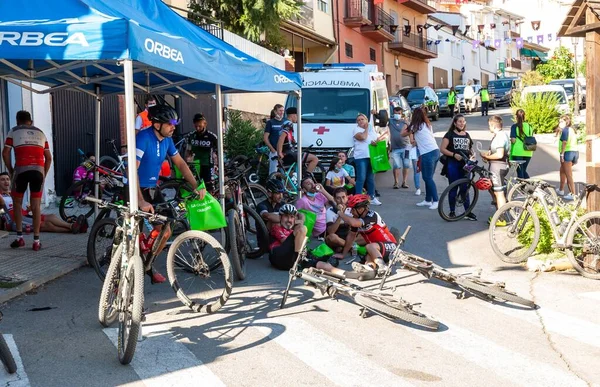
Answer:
[
  {"left": 4, "top": 125, "right": 49, "bottom": 199},
  {"left": 351, "top": 210, "right": 398, "bottom": 260}
]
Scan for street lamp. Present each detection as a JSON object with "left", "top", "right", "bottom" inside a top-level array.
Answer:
[{"left": 571, "top": 37, "right": 579, "bottom": 116}]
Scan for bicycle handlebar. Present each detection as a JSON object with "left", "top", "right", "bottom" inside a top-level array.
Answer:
[{"left": 84, "top": 196, "right": 169, "bottom": 223}]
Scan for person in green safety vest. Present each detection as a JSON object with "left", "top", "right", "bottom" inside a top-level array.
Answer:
[
  {"left": 510, "top": 109, "right": 534, "bottom": 179},
  {"left": 447, "top": 86, "right": 457, "bottom": 116},
  {"left": 556, "top": 114, "right": 579, "bottom": 200},
  {"left": 480, "top": 86, "right": 490, "bottom": 116}
]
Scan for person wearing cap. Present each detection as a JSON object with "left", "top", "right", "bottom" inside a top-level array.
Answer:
[
  {"left": 185, "top": 113, "right": 218, "bottom": 191},
  {"left": 277, "top": 107, "right": 319, "bottom": 172},
  {"left": 135, "top": 96, "right": 157, "bottom": 132}
]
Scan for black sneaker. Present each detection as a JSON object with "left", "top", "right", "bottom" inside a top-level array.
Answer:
[
  {"left": 465, "top": 213, "right": 477, "bottom": 221},
  {"left": 449, "top": 211, "right": 456, "bottom": 218}
]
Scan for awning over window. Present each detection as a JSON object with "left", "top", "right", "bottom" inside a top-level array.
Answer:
[{"left": 520, "top": 48, "right": 548, "bottom": 62}]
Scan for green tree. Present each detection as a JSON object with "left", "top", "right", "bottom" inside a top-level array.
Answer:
[
  {"left": 223, "top": 110, "right": 264, "bottom": 159},
  {"left": 520, "top": 71, "right": 545, "bottom": 87},
  {"left": 578, "top": 60, "right": 586, "bottom": 77},
  {"left": 188, "top": 0, "right": 301, "bottom": 49},
  {"left": 536, "top": 46, "right": 575, "bottom": 82}
]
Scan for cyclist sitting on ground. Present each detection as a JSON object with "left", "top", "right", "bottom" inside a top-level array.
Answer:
[
  {"left": 324, "top": 157, "right": 355, "bottom": 195},
  {"left": 257, "top": 178, "right": 285, "bottom": 231},
  {"left": 296, "top": 176, "right": 335, "bottom": 239},
  {"left": 269, "top": 203, "right": 372, "bottom": 280},
  {"left": 185, "top": 113, "right": 218, "bottom": 192},
  {"left": 135, "top": 105, "right": 206, "bottom": 284},
  {"left": 325, "top": 187, "right": 365, "bottom": 251},
  {"left": 276, "top": 107, "right": 319, "bottom": 172},
  {"left": 479, "top": 115, "right": 510, "bottom": 224},
  {"left": 332, "top": 194, "right": 398, "bottom": 275}
]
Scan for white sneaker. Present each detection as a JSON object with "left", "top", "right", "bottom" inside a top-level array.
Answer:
[
  {"left": 352, "top": 262, "right": 374, "bottom": 273},
  {"left": 557, "top": 190, "right": 565, "bottom": 196},
  {"left": 563, "top": 193, "right": 574, "bottom": 201},
  {"left": 429, "top": 202, "right": 439, "bottom": 210},
  {"left": 416, "top": 200, "right": 432, "bottom": 207},
  {"left": 370, "top": 197, "right": 382, "bottom": 206},
  {"left": 415, "top": 189, "right": 421, "bottom": 196}
]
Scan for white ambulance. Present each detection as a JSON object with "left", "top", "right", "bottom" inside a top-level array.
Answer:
[{"left": 285, "top": 63, "right": 390, "bottom": 167}]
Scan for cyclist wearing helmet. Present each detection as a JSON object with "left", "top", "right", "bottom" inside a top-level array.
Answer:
[
  {"left": 257, "top": 178, "right": 285, "bottom": 229},
  {"left": 135, "top": 105, "right": 206, "bottom": 283},
  {"left": 333, "top": 194, "right": 397, "bottom": 275},
  {"left": 185, "top": 113, "right": 218, "bottom": 191},
  {"left": 268, "top": 203, "right": 368, "bottom": 278},
  {"left": 325, "top": 187, "right": 365, "bottom": 250},
  {"left": 480, "top": 115, "right": 509, "bottom": 221}
]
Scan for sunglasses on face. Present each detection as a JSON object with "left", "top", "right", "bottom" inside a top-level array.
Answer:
[{"left": 169, "top": 119, "right": 180, "bottom": 126}]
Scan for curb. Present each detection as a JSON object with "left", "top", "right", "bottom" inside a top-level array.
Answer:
[{"left": 0, "top": 258, "right": 86, "bottom": 304}]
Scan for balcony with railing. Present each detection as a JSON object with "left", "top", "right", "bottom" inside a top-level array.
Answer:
[
  {"left": 388, "top": 32, "right": 438, "bottom": 59},
  {"left": 288, "top": 3, "right": 315, "bottom": 29},
  {"left": 344, "top": 0, "right": 371, "bottom": 27},
  {"left": 402, "top": 0, "right": 437, "bottom": 14},
  {"left": 360, "top": 5, "right": 395, "bottom": 43},
  {"left": 166, "top": 4, "right": 225, "bottom": 40}
]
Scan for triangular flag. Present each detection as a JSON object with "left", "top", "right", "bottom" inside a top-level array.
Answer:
[
  {"left": 417, "top": 24, "right": 423, "bottom": 33},
  {"left": 463, "top": 25, "right": 471, "bottom": 35},
  {"left": 445, "top": 38, "right": 451, "bottom": 42},
  {"left": 478, "top": 24, "right": 485, "bottom": 33},
  {"left": 516, "top": 37, "right": 524, "bottom": 48},
  {"left": 537, "top": 34, "right": 544, "bottom": 44},
  {"left": 490, "top": 23, "right": 496, "bottom": 29},
  {"left": 404, "top": 25, "right": 411, "bottom": 36},
  {"left": 531, "top": 20, "right": 541, "bottom": 31},
  {"left": 494, "top": 39, "right": 501, "bottom": 48},
  {"left": 505, "top": 38, "right": 512, "bottom": 44},
  {"left": 434, "top": 24, "right": 443, "bottom": 31},
  {"left": 472, "top": 40, "right": 479, "bottom": 49},
  {"left": 548, "top": 33, "right": 553, "bottom": 41},
  {"left": 527, "top": 36, "right": 533, "bottom": 43},
  {"left": 435, "top": 40, "right": 442, "bottom": 45},
  {"left": 452, "top": 25, "right": 460, "bottom": 36}
]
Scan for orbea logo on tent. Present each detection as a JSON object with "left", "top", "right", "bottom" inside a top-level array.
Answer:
[
  {"left": 0, "top": 32, "right": 89, "bottom": 47},
  {"left": 274, "top": 75, "right": 293, "bottom": 84},
  {"left": 144, "top": 38, "right": 184, "bottom": 64}
]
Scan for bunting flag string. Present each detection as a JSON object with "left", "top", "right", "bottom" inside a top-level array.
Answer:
[{"left": 420, "top": 32, "right": 561, "bottom": 52}]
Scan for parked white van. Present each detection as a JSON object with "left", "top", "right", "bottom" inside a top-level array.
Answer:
[
  {"left": 521, "top": 85, "right": 570, "bottom": 114},
  {"left": 285, "top": 63, "right": 390, "bottom": 165}
]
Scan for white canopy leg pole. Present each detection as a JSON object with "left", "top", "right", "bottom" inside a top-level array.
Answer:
[
  {"left": 94, "top": 86, "right": 101, "bottom": 217},
  {"left": 215, "top": 85, "right": 225, "bottom": 211},
  {"left": 123, "top": 60, "right": 138, "bottom": 213},
  {"left": 296, "top": 91, "right": 302, "bottom": 197}
]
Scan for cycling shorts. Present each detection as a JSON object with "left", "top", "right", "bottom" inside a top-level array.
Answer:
[
  {"left": 489, "top": 162, "right": 508, "bottom": 192},
  {"left": 269, "top": 234, "right": 319, "bottom": 271},
  {"left": 375, "top": 241, "right": 397, "bottom": 263},
  {"left": 12, "top": 170, "right": 44, "bottom": 199}
]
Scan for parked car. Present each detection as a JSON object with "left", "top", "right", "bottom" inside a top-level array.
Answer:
[
  {"left": 521, "top": 85, "right": 570, "bottom": 114},
  {"left": 435, "top": 88, "right": 461, "bottom": 117},
  {"left": 389, "top": 95, "right": 412, "bottom": 122},
  {"left": 487, "top": 77, "right": 519, "bottom": 107},
  {"left": 455, "top": 84, "right": 481, "bottom": 112},
  {"left": 397, "top": 86, "right": 440, "bottom": 121},
  {"left": 548, "top": 79, "right": 585, "bottom": 109}
]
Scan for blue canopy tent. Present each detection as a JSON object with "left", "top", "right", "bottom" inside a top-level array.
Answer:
[{"left": 0, "top": 0, "right": 304, "bottom": 213}]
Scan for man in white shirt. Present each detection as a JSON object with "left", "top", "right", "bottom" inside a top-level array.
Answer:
[
  {"left": 325, "top": 187, "right": 364, "bottom": 250},
  {"left": 463, "top": 81, "right": 475, "bottom": 114}
]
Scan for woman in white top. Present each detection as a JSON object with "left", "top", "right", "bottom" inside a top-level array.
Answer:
[
  {"left": 402, "top": 107, "right": 440, "bottom": 209},
  {"left": 353, "top": 113, "right": 385, "bottom": 205}
]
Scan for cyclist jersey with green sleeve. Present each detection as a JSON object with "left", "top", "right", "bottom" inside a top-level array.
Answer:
[
  {"left": 135, "top": 128, "right": 178, "bottom": 188},
  {"left": 187, "top": 130, "right": 218, "bottom": 166}
]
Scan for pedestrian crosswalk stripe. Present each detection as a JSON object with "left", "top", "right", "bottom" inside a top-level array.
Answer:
[
  {"left": 580, "top": 291, "right": 600, "bottom": 301},
  {"left": 255, "top": 317, "right": 415, "bottom": 387},
  {"left": 404, "top": 322, "right": 586, "bottom": 387},
  {"left": 485, "top": 303, "right": 600, "bottom": 350},
  {"left": 0, "top": 334, "right": 30, "bottom": 387},
  {"left": 104, "top": 326, "right": 224, "bottom": 387}
]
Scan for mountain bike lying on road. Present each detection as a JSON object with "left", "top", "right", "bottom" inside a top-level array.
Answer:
[
  {"left": 489, "top": 180, "right": 600, "bottom": 279},
  {"left": 85, "top": 197, "right": 233, "bottom": 365},
  {"left": 380, "top": 227, "right": 535, "bottom": 308},
  {"left": 0, "top": 311, "right": 17, "bottom": 374},
  {"left": 280, "top": 238, "right": 440, "bottom": 330}
]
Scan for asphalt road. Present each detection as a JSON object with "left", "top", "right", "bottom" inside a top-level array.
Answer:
[{"left": 2, "top": 107, "right": 598, "bottom": 387}]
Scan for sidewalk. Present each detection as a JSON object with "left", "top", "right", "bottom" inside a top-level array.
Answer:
[{"left": 0, "top": 230, "right": 88, "bottom": 304}]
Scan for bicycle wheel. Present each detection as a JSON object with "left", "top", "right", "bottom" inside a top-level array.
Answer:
[
  {"left": 438, "top": 178, "right": 478, "bottom": 221},
  {"left": 244, "top": 205, "right": 269, "bottom": 259},
  {"left": 489, "top": 201, "right": 540, "bottom": 264},
  {"left": 118, "top": 254, "right": 144, "bottom": 365},
  {"left": 0, "top": 334, "right": 17, "bottom": 374},
  {"left": 167, "top": 230, "right": 233, "bottom": 313},
  {"left": 59, "top": 180, "right": 96, "bottom": 221},
  {"left": 159, "top": 179, "right": 193, "bottom": 202},
  {"left": 99, "top": 155, "right": 119, "bottom": 172},
  {"left": 98, "top": 244, "right": 122, "bottom": 327},
  {"left": 566, "top": 212, "right": 600, "bottom": 280},
  {"left": 354, "top": 293, "right": 439, "bottom": 330},
  {"left": 244, "top": 183, "right": 268, "bottom": 211},
  {"left": 226, "top": 209, "right": 246, "bottom": 281},
  {"left": 455, "top": 277, "right": 536, "bottom": 308},
  {"left": 87, "top": 217, "right": 119, "bottom": 280}
]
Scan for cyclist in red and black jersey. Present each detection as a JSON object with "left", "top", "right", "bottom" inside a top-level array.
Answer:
[
  {"left": 332, "top": 194, "right": 397, "bottom": 275},
  {"left": 2, "top": 110, "right": 52, "bottom": 251}
]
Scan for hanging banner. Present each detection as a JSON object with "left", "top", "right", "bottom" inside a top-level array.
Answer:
[
  {"left": 478, "top": 24, "right": 485, "bottom": 33},
  {"left": 417, "top": 24, "right": 423, "bottom": 33},
  {"left": 472, "top": 40, "right": 479, "bottom": 49},
  {"left": 452, "top": 25, "right": 460, "bottom": 35},
  {"left": 548, "top": 33, "right": 553, "bottom": 41},
  {"left": 404, "top": 25, "right": 411, "bottom": 36},
  {"left": 494, "top": 39, "right": 501, "bottom": 48},
  {"left": 484, "top": 39, "right": 491, "bottom": 47},
  {"left": 531, "top": 20, "right": 541, "bottom": 31},
  {"left": 537, "top": 34, "right": 544, "bottom": 44},
  {"left": 423, "top": 23, "right": 432, "bottom": 29},
  {"left": 463, "top": 25, "right": 471, "bottom": 34},
  {"left": 434, "top": 24, "right": 443, "bottom": 31},
  {"left": 490, "top": 23, "right": 496, "bottom": 29},
  {"left": 516, "top": 37, "right": 524, "bottom": 48}
]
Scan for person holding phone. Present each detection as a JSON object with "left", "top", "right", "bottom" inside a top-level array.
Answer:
[{"left": 389, "top": 106, "right": 411, "bottom": 189}]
